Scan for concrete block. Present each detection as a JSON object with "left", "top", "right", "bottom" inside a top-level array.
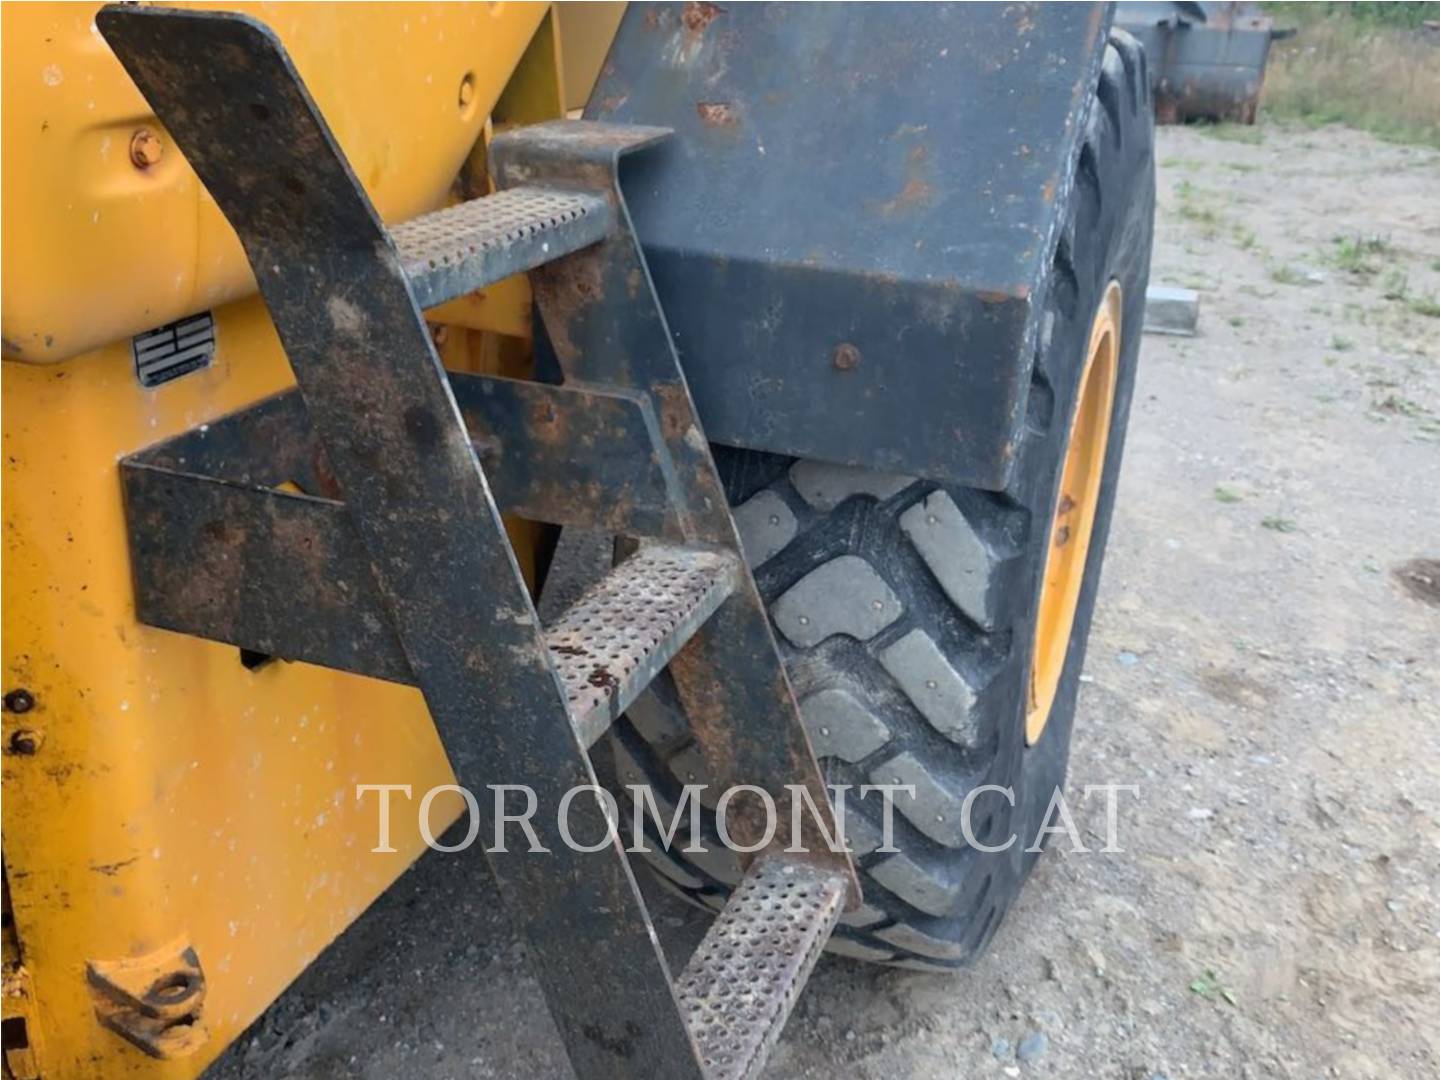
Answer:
[{"left": 1143, "top": 285, "right": 1200, "bottom": 336}]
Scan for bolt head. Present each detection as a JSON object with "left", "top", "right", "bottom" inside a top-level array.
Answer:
[
  {"left": 3, "top": 688, "right": 34, "bottom": 714},
  {"left": 9, "top": 729, "right": 41, "bottom": 755},
  {"left": 130, "top": 128, "right": 164, "bottom": 169},
  {"left": 832, "top": 343, "right": 861, "bottom": 371}
]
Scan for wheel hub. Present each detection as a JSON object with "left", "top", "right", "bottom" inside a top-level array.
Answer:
[{"left": 1026, "top": 280, "right": 1122, "bottom": 744}]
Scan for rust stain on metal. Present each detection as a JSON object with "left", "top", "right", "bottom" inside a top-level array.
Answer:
[
  {"left": 652, "top": 383, "right": 694, "bottom": 442},
  {"left": 1084, "top": 1, "right": 1105, "bottom": 42},
  {"left": 682, "top": 1, "right": 725, "bottom": 37},
  {"left": 90, "top": 857, "right": 139, "bottom": 877},
  {"left": 695, "top": 101, "right": 738, "bottom": 128},
  {"left": 585, "top": 666, "right": 618, "bottom": 691},
  {"left": 877, "top": 177, "right": 933, "bottom": 217},
  {"left": 533, "top": 254, "right": 609, "bottom": 364},
  {"left": 529, "top": 398, "right": 559, "bottom": 429},
  {"left": 307, "top": 446, "right": 343, "bottom": 499}
]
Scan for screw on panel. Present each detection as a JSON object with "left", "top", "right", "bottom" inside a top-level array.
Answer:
[
  {"left": 2, "top": 689, "right": 34, "bottom": 714},
  {"left": 130, "top": 128, "right": 165, "bottom": 169},
  {"left": 8, "top": 730, "right": 42, "bottom": 756},
  {"left": 832, "top": 343, "right": 861, "bottom": 371}
]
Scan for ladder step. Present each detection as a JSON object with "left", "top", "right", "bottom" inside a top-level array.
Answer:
[
  {"left": 676, "top": 856, "right": 848, "bottom": 1080},
  {"left": 545, "top": 544, "right": 738, "bottom": 748},
  {"left": 394, "top": 187, "right": 613, "bottom": 309}
]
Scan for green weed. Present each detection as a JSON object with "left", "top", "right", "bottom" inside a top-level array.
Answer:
[{"left": 1407, "top": 295, "right": 1440, "bottom": 318}]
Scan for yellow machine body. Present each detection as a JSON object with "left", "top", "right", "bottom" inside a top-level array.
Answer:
[{"left": 0, "top": 3, "right": 623, "bottom": 1075}]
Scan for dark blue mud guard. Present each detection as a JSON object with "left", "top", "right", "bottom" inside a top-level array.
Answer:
[{"left": 588, "top": 2, "right": 1113, "bottom": 490}]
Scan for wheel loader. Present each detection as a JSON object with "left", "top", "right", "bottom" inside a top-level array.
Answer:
[{"left": 0, "top": 3, "right": 1155, "bottom": 1077}]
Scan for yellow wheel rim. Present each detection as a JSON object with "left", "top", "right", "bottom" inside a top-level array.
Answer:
[{"left": 1025, "top": 281, "right": 1122, "bottom": 745}]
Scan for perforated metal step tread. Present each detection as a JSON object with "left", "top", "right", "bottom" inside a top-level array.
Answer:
[
  {"left": 394, "top": 187, "right": 613, "bottom": 309},
  {"left": 545, "top": 543, "right": 738, "bottom": 748},
  {"left": 676, "top": 856, "right": 848, "bottom": 1080}
]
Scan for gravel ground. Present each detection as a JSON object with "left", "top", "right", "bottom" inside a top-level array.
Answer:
[{"left": 208, "top": 121, "right": 1440, "bottom": 1080}]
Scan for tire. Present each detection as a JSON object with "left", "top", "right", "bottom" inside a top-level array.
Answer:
[{"left": 607, "top": 29, "right": 1155, "bottom": 970}]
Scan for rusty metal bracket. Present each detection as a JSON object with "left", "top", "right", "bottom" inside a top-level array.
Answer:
[
  {"left": 85, "top": 939, "right": 207, "bottom": 1060},
  {"left": 119, "top": 372, "right": 687, "bottom": 680},
  {"left": 493, "top": 122, "right": 860, "bottom": 888}
]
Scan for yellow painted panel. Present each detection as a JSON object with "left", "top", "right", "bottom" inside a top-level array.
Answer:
[
  {"left": 554, "top": 2, "right": 628, "bottom": 112},
  {"left": 2, "top": 299, "right": 469, "bottom": 1077},
  {"left": 0, "top": 5, "right": 565, "bottom": 1076},
  {"left": 1, "top": 1, "right": 548, "bottom": 364}
]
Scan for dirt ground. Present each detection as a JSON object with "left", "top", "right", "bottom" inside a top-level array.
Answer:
[{"left": 209, "top": 121, "right": 1440, "bottom": 1080}]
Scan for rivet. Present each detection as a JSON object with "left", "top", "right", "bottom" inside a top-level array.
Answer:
[
  {"left": 129, "top": 128, "right": 164, "bottom": 169},
  {"left": 8, "top": 729, "right": 41, "bottom": 755},
  {"left": 458, "top": 72, "right": 476, "bottom": 110},
  {"left": 831, "top": 342, "right": 861, "bottom": 371}
]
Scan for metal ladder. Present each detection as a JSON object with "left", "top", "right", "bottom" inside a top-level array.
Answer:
[{"left": 99, "top": 7, "right": 858, "bottom": 1079}]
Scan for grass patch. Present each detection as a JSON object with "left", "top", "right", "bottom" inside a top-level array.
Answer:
[
  {"left": 1329, "top": 234, "right": 1394, "bottom": 276},
  {"left": 1174, "top": 179, "right": 1225, "bottom": 236},
  {"left": 1239, "top": 283, "right": 1277, "bottom": 299},
  {"left": 1196, "top": 122, "right": 1265, "bottom": 145},
  {"left": 1261, "top": 516, "right": 1298, "bottom": 533},
  {"left": 1261, "top": 5, "right": 1440, "bottom": 148},
  {"left": 1372, "top": 391, "right": 1430, "bottom": 417},
  {"left": 1269, "top": 263, "right": 1313, "bottom": 286},
  {"left": 1330, "top": 335, "right": 1353, "bottom": 351},
  {"left": 1214, "top": 486, "right": 1244, "bottom": 504},
  {"left": 1408, "top": 295, "right": 1440, "bottom": 318}
]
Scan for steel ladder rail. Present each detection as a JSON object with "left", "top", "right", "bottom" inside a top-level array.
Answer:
[{"left": 98, "top": 7, "right": 857, "bottom": 1078}]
